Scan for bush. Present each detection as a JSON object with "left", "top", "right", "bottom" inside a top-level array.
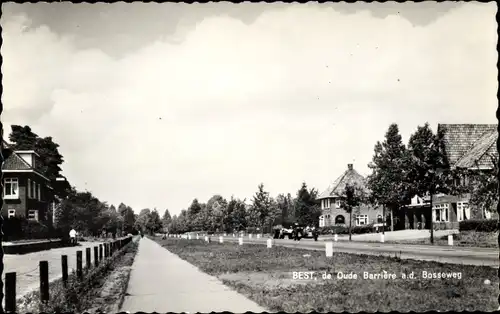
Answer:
[
  {"left": 459, "top": 219, "right": 498, "bottom": 232},
  {"left": 2, "top": 217, "right": 57, "bottom": 241},
  {"left": 351, "top": 224, "right": 376, "bottom": 234},
  {"left": 319, "top": 225, "right": 349, "bottom": 235}
]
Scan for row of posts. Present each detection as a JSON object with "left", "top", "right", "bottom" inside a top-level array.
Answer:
[{"left": 4, "top": 236, "right": 133, "bottom": 313}]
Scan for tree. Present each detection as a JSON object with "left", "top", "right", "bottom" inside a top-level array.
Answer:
[
  {"left": 406, "top": 123, "right": 450, "bottom": 242},
  {"left": 147, "top": 209, "right": 163, "bottom": 235},
  {"left": 367, "top": 124, "right": 411, "bottom": 232},
  {"left": 118, "top": 203, "right": 136, "bottom": 234},
  {"left": 162, "top": 209, "right": 172, "bottom": 231},
  {"left": 340, "top": 183, "right": 369, "bottom": 241},
  {"left": 249, "top": 184, "right": 275, "bottom": 232},
  {"left": 135, "top": 209, "right": 151, "bottom": 233},
  {"left": 187, "top": 199, "right": 203, "bottom": 231},
  {"left": 227, "top": 197, "right": 247, "bottom": 232},
  {"left": 294, "top": 182, "right": 321, "bottom": 227},
  {"left": 276, "top": 194, "right": 295, "bottom": 226},
  {"left": 9, "top": 125, "right": 64, "bottom": 181}
]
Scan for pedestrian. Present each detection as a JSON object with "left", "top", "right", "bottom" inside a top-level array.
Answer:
[{"left": 69, "top": 228, "right": 77, "bottom": 245}]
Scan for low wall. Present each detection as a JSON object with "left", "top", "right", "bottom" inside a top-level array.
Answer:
[{"left": 3, "top": 239, "right": 66, "bottom": 255}]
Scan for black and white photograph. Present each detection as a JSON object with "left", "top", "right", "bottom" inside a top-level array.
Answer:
[{"left": 0, "top": 2, "right": 498, "bottom": 313}]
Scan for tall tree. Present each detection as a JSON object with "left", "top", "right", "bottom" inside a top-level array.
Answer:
[
  {"left": 294, "top": 182, "right": 321, "bottom": 227},
  {"left": 9, "top": 125, "right": 64, "bottom": 181},
  {"left": 228, "top": 197, "right": 247, "bottom": 232},
  {"left": 135, "top": 208, "right": 151, "bottom": 233},
  {"left": 147, "top": 209, "right": 163, "bottom": 235},
  {"left": 187, "top": 199, "right": 203, "bottom": 231},
  {"left": 118, "top": 204, "right": 136, "bottom": 234},
  {"left": 367, "top": 123, "right": 411, "bottom": 232},
  {"left": 250, "top": 184, "right": 274, "bottom": 232},
  {"left": 406, "top": 123, "right": 450, "bottom": 242},
  {"left": 162, "top": 209, "right": 172, "bottom": 231}
]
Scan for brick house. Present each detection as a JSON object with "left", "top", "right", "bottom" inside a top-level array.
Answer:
[
  {"left": 1, "top": 140, "right": 70, "bottom": 225},
  {"left": 404, "top": 124, "right": 498, "bottom": 230},
  {"left": 318, "top": 164, "right": 383, "bottom": 228}
]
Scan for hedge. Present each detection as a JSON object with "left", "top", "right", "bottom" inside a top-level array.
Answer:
[
  {"left": 459, "top": 219, "right": 498, "bottom": 232},
  {"left": 2, "top": 217, "right": 62, "bottom": 241}
]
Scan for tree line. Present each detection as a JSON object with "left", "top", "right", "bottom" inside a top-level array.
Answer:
[{"left": 164, "top": 122, "right": 497, "bottom": 235}]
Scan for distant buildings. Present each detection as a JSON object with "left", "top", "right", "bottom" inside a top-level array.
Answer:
[{"left": 318, "top": 164, "right": 382, "bottom": 228}]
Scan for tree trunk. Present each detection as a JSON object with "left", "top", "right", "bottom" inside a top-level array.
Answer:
[
  {"left": 349, "top": 210, "right": 352, "bottom": 241},
  {"left": 430, "top": 191, "right": 434, "bottom": 244},
  {"left": 390, "top": 208, "right": 394, "bottom": 232},
  {"left": 382, "top": 204, "right": 385, "bottom": 235}
]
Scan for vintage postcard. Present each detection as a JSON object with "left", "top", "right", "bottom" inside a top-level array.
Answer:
[{"left": 0, "top": 2, "right": 498, "bottom": 313}]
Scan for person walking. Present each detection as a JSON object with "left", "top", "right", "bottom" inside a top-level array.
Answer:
[{"left": 69, "top": 228, "right": 77, "bottom": 245}]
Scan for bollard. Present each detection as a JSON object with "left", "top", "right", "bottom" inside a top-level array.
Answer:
[
  {"left": 188, "top": 234, "right": 192, "bottom": 240},
  {"left": 380, "top": 233, "right": 385, "bottom": 243},
  {"left": 205, "top": 236, "right": 209, "bottom": 242},
  {"left": 219, "top": 236, "right": 223, "bottom": 243},
  {"left": 196, "top": 234, "right": 199, "bottom": 240},
  {"left": 325, "top": 241, "right": 333, "bottom": 257},
  {"left": 238, "top": 237, "right": 243, "bottom": 245},
  {"left": 257, "top": 234, "right": 261, "bottom": 239},
  {"left": 233, "top": 233, "right": 235, "bottom": 237},
  {"left": 249, "top": 234, "right": 252, "bottom": 239},
  {"left": 5, "top": 272, "right": 16, "bottom": 313},
  {"left": 334, "top": 234, "right": 338, "bottom": 242},
  {"left": 224, "top": 233, "right": 227, "bottom": 237},
  {"left": 94, "top": 246, "right": 99, "bottom": 267},
  {"left": 86, "top": 247, "right": 91, "bottom": 270},
  {"left": 61, "top": 255, "right": 68, "bottom": 287},
  {"left": 39, "top": 261, "right": 49, "bottom": 303},
  {"left": 448, "top": 234, "right": 453, "bottom": 246},
  {"left": 267, "top": 239, "right": 273, "bottom": 248},
  {"left": 77, "top": 251, "right": 83, "bottom": 279}
]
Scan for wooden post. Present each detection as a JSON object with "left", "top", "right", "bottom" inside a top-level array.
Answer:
[
  {"left": 39, "top": 261, "right": 49, "bottom": 303},
  {"left": 94, "top": 246, "right": 99, "bottom": 267},
  {"left": 5, "top": 272, "right": 16, "bottom": 313},
  {"left": 99, "top": 244, "right": 103, "bottom": 261},
  {"left": 61, "top": 255, "right": 68, "bottom": 287},
  {"left": 86, "top": 247, "right": 91, "bottom": 270},
  {"left": 76, "top": 251, "right": 83, "bottom": 279}
]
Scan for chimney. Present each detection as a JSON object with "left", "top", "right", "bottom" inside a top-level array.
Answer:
[{"left": 347, "top": 164, "right": 353, "bottom": 170}]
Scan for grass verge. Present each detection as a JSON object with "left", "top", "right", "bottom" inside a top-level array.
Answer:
[
  {"left": 16, "top": 237, "right": 139, "bottom": 313},
  {"left": 152, "top": 236, "right": 498, "bottom": 312},
  {"left": 385, "top": 231, "right": 498, "bottom": 248}
]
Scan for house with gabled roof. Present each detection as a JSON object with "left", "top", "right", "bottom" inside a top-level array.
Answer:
[
  {"left": 1, "top": 140, "right": 70, "bottom": 225},
  {"left": 318, "top": 164, "right": 383, "bottom": 228},
  {"left": 405, "top": 124, "right": 498, "bottom": 230}
]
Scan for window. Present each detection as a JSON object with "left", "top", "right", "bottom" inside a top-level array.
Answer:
[
  {"left": 28, "top": 210, "right": 39, "bottom": 221},
  {"left": 335, "top": 199, "right": 341, "bottom": 208},
  {"left": 8, "top": 209, "right": 16, "bottom": 218},
  {"left": 31, "top": 180, "right": 36, "bottom": 200},
  {"left": 4, "top": 178, "right": 19, "bottom": 199},
  {"left": 457, "top": 202, "right": 470, "bottom": 222},
  {"left": 28, "top": 179, "right": 32, "bottom": 198},
  {"left": 377, "top": 215, "right": 383, "bottom": 223},
  {"left": 355, "top": 215, "right": 368, "bottom": 226},
  {"left": 433, "top": 204, "right": 449, "bottom": 222}
]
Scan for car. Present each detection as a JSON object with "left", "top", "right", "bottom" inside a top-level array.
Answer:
[{"left": 292, "top": 225, "right": 319, "bottom": 241}]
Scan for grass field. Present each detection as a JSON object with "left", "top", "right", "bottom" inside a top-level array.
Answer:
[{"left": 152, "top": 236, "right": 498, "bottom": 312}]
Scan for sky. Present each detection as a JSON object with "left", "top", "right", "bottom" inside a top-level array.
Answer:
[{"left": 1, "top": 2, "right": 498, "bottom": 216}]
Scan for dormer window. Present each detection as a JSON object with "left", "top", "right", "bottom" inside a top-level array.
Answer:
[{"left": 335, "top": 199, "right": 341, "bottom": 208}]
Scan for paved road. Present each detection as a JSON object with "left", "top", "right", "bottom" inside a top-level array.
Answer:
[
  {"left": 120, "top": 237, "right": 267, "bottom": 313},
  {"left": 3, "top": 241, "right": 103, "bottom": 302},
  {"left": 221, "top": 236, "right": 498, "bottom": 268}
]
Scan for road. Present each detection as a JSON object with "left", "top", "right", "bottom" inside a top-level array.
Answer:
[
  {"left": 221, "top": 236, "right": 498, "bottom": 268},
  {"left": 2, "top": 240, "right": 103, "bottom": 303}
]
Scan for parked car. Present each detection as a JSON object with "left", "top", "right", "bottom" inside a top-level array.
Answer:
[{"left": 293, "top": 225, "right": 319, "bottom": 241}]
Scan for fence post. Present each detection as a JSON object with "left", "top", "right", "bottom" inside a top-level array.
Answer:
[
  {"left": 5, "top": 272, "right": 16, "bottom": 313},
  {"left": 39, "top": 261, "right": 49, "bottom": 303},
  {"left": 86, "top": 247, "right": 91, "bottom": 270},
  {"left": 61, "top": 255, "right": 68, "bottom": 287},
  {"left": 99, "top": 244, "right": 103, "bottom": 261},
  {"left": 76, "top": 250, "right": 83, "bottom": 279},
  {"left": 94, "top": 246, "right": 99, "bottom": 267}
]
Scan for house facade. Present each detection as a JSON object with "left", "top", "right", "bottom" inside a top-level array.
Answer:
[
  {"left": 318, "top": 164, "right": 383, "bottom": 228},
  {"left": 403, "top": 124, "right": 498, "bottom": 230},
  {"left": 1, "top": 141, "right": 69, "bottom": 225}
]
